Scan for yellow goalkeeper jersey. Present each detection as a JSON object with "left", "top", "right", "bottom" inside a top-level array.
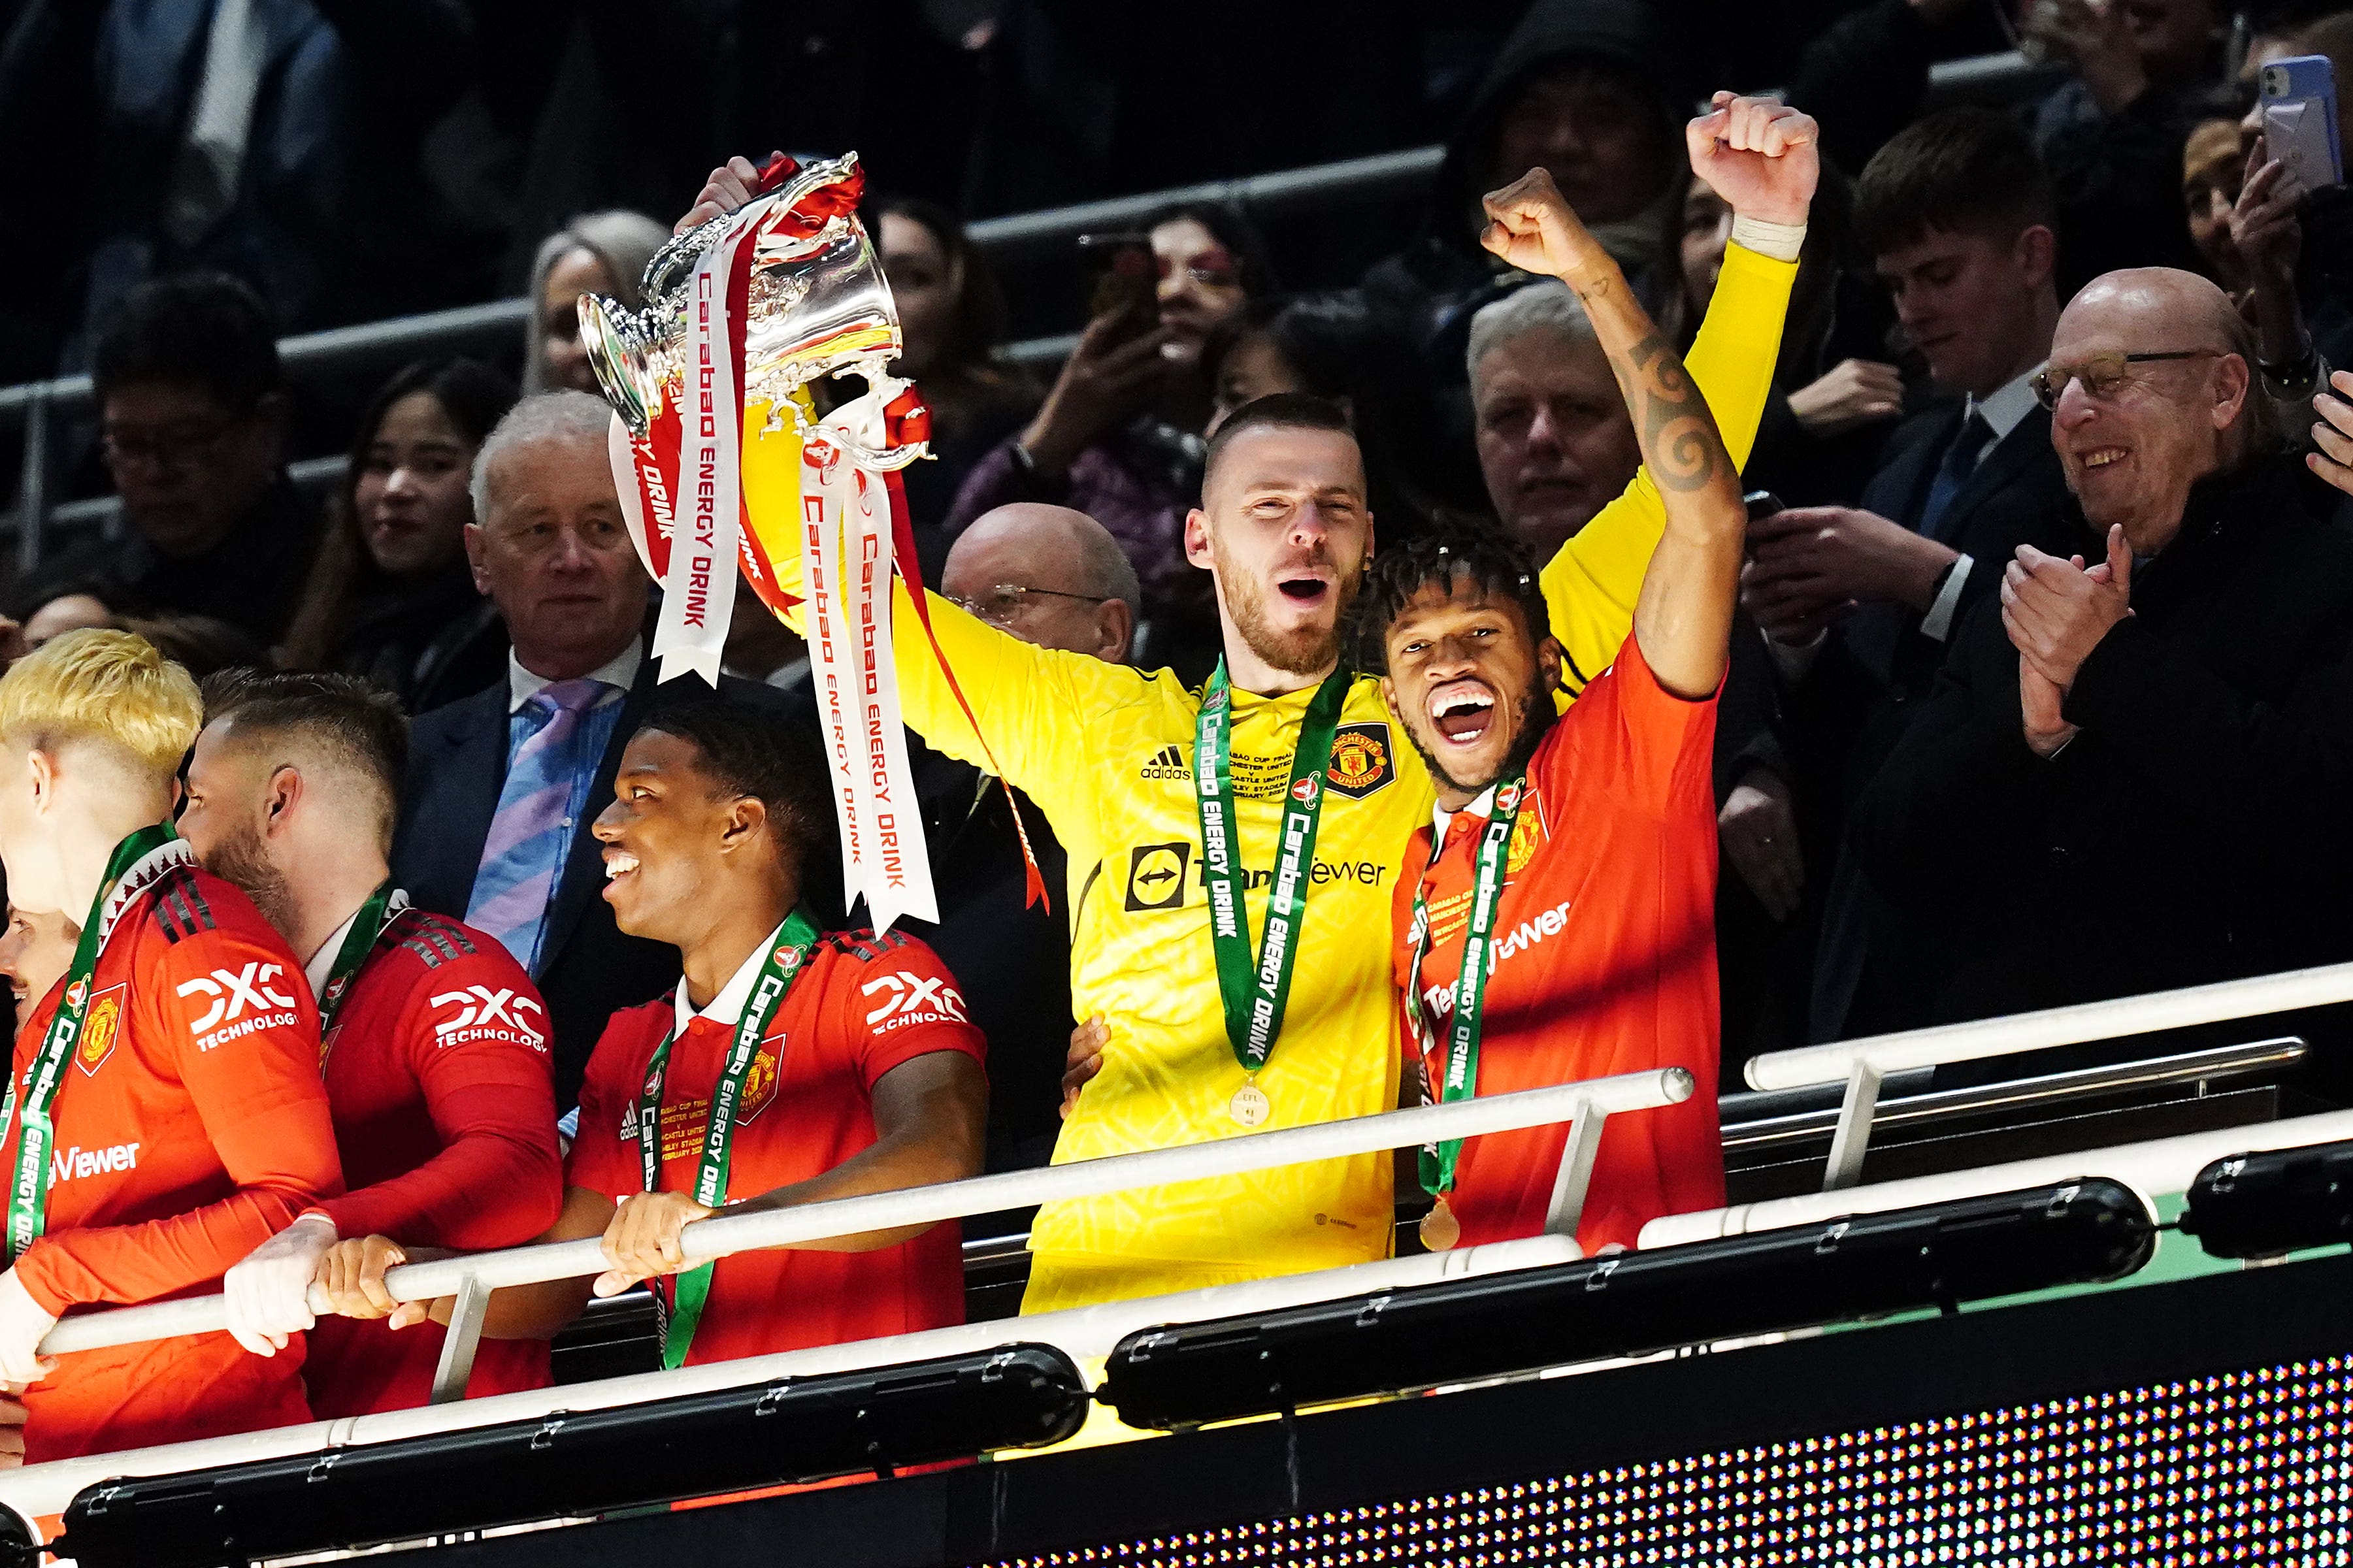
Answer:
[{"left": 737, "top": 242, "right": 1796, "bottom": 1309}]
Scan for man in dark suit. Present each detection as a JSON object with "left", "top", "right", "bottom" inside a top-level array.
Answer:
[
  {"left": 1738, "top": 109, "right": 2082, "bottom": 1039},
  {"left": 391, "top": 391, "right": 787, "bottom": 1107},
  {"left": 1855, "top": 268, "right": 2353, "bottom": 1028}
]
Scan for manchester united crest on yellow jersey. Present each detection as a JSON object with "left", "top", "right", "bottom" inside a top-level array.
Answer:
[{"left": 1324, "top": 723, "right": 1396, "bottom": 800}]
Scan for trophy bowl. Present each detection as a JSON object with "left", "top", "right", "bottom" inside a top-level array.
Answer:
[{"left": 580, "top": 151, "right": 922, "bottom": 469}]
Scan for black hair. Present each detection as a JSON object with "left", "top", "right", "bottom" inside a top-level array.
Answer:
[
  {"left": 92, "top": 271, "right": 282, "bottom": 414},
  {"left": 871, "top": 195, "right": 1013, "bottom": 370},
  {"left": 636, "top": 694, "right": 833, "bottom": 875},
  {"left": 197, "top": 668, "right": 410, "bottom": 843},
  {"left": 1145, "top": 201, "right": 1279, "bottom": 300},
  {"left": 341, "top": 357, "right": 519, "bottom": 518},
  {"left": 1352, "top": 519, "right": 1553, "bottom": 677},
  {"left": 1854, "top": 108, "right": 2057, "bottom": 257},
  {"left": 1202, "top": 391, "right": 1357, "bottom": 489}
]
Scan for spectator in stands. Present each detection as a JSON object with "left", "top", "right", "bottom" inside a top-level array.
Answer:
[
  {"left": 282, "top": 359, "right": 519, "bottom": 711},
  {"left": 521, "top": 212, "right": 670, "bottom": 397},
  {"left": 1665, "top": 168, "right": 1900, "bottom": 508},
  {"left": 389, "top": 391, "right": 791, "bottom": 1108},
  {"left": 1205, "top": 293, "right": 1447, "bottom": 544},
  {"left": 11, "top": 592, "right": 118, "bottom": 655},
  {"left": 1363, "top": 0, "right": 1692, "bottom": 363},
  {"left": 2022, "top": 0, "right": 2212, "bottom": 293},
  {"left": 118, "top": 613, "right": 268, "bottom": 682},
  {"left": 9, "top": 273, "right": 320, "bottom": 649},
  {"left": 321, "top": 696, "right": 987, "bottom": 1373},
  {"left": 2183, "top": 120, "right": 2250, "bottom": 295},
  {"left": 2230, "top": 12, "right": 2353, "bottom": 408},
  {"left": 873, "top": 197, "right": 1042, "bottom": 575},
  {"left": 1746, "top": 110, "right": 2079, "bottom": 1041},
  {"left": 942, "top": 204, "right": 1270, "bottom": 679},
  {"left": 1779, "top": 0, "right": 1990, "bottom": 177},
  {"left": 935, "top": 503, "right": 1135, "bottom": 1169},
  {"left": 1853, "top": 267, "right": 2353, "bottom": 1026}
]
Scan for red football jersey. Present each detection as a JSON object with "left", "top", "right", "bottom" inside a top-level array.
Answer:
[
  {"left": 568, "top": 926, "right": 985, "bottom": 1367},
  {"left": 304, "top": 907, "right": 563, "bottom": 1418},
  {"left": 3, "top": 863, "right": 342, "bottom": 1463},
  {"left": 1390, "top": 636, "right": 1726, "bottom": 1254}
]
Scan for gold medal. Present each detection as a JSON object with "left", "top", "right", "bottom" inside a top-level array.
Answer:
[
  {"left": 1419, "top": 1196, "right": 1461, "bottom": 1252},
  {"left": 1228, "top": 1081, "right": 1271, "bottom": 1128}
]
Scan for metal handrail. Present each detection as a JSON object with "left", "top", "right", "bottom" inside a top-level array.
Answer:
[
  {"left": 35, "top": 1070, "right": 1690, "bottom": 1384},
  {"left": 1749, "top": 962, "right": 2353, "bottom": 1192}
]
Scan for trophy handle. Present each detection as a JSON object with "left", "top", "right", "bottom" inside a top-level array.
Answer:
[{"left": 579, "top": 294, "right": 657, "bottom": 440}]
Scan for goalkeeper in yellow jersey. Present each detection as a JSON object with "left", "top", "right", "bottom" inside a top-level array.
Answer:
[{"left": 681, "top": 92, "right": 1817, "bottom": 1312}]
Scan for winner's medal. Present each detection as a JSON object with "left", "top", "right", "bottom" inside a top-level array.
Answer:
[
  {"left": 1402, "top": 777, "right": 1527, "bottom": 1252},
  {"left": 1193, "top": 661, "right": 1353, "bottom": 1132}
]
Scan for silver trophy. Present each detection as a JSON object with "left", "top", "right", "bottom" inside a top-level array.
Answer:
[{"left": 578, "top": 151, "right": 924, "bottom": 470}]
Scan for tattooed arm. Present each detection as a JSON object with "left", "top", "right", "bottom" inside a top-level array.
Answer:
[{"left": 1480, "top": 169, "right": 1749, "bottom": 700}]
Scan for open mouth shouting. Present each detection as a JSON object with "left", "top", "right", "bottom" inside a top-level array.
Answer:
[
  {"left": 1426, "top": 678, "right": 1499, "bottom": 749},
  {"left": 1274, "top": 570, "right": 1332, "bottom": 610}
]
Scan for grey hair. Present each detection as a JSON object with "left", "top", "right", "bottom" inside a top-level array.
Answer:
[
  {"left": 470, "top": 391, "right": 616, "bottom": 523},
  {"left": 1466, "top": 281, "right": 1598, "bottom": 391},
  {"left": 1074, "top": 523, "right": 1143, "bottom": 614},
  {"left": 521, "top": 210, "right": 672, "bottom": 395}
]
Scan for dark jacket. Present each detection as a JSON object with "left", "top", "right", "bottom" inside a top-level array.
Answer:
[
  {"left": 1850, "top": 457, "right": 2353, "bottom": 1027},
  {"left": 1360, "top": 0, "right": 1690, "bottom": 364},
  {"left": 391, "top": 653, "right": 793, "bottom": 1109},
  {"left": 329, "top": 563, "right": 506, "bottom": 715},
  {"left": 11, "top": 471, "right": 321, "bottom": 645}
]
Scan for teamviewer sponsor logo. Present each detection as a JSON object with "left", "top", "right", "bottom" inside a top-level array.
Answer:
[
  {"left": 1138, "top": 744, "right": 1191, "bottom": 782},
  {"left": 48, "top": 1142, "right": 140, "bottom": 1186},
  {"left": 429, "top": 985, "right": 549, "bottom": 1052},
  {"left": 1421, "top": 898, "right": 1573, "bottom": 1019},
  {"left": 177, "top": 962, "right": 301, "bottom": 1051},
  {"left": 1124, "top": 841, "right": 1191, "bottom": 911}
]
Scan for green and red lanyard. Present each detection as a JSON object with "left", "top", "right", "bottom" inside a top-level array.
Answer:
[
  {"left": 1193, "top": 661, "right": 1353, "bottom": 1117},
  {"left": 1, "top": 825, "right": 195, "bottom": 1264},
  {"left": 636, "top": 909, "right": 821, "bottom": 1369},
  {"left": 1402, "top": 776, "right": 1528, "bottom": 1211},
  {"left": 313, "top": 881, "right": 404, "bottom": 1059}
]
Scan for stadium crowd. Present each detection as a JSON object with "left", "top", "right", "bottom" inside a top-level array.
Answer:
[{"left": 0, "top": 0, "right": 2347, "bottom": 1472}]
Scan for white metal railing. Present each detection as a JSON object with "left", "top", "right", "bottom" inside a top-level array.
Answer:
[
  {"left": 1746, "top": 961, "right": 2353, "bottom": 1190},
  {"left": 1640, "top": 1104, "right": 2353, "bottom": 1250},
  {"left": 36, "top": 1070, "right": 1690, "bottom": 1403}
]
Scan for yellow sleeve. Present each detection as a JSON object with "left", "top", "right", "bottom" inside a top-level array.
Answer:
[
  {"left": 736, "top": 411, "right": 1146, "bottom": 805},
  {"left": 1538, "top": 241, "right": 1798, "bottom": 696}
]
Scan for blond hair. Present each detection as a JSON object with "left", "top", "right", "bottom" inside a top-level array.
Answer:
[{"left": 0, "top": 629, "right": 204, "bottom": 776}]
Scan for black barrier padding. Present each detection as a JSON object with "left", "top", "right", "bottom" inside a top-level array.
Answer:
[
  {"left": 50, "top": 1345, "right": 1089, "bottom": 1568},
  {"left": 1101, "top": 1179, "right": 2154, "bottom": 1429},
  {"left": 2183, "top": 1135, "right": 2353, "bottom": 1257}
]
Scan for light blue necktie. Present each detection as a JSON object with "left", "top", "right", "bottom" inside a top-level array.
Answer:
[{"left": 467, "top": 678, "right": 609, "bottom": 970}]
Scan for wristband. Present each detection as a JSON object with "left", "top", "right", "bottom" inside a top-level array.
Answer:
[{"left": 1730, "top": 215, "right": 1807, "bottom": 263}]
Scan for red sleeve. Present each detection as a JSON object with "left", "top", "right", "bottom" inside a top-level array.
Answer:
[
  {"left": 1551, "top": 634, "right": 1719, "bottom": 819},
  {"left": 15, "top": 921, "right": 344, "bottom": 1313},
  {"left": 320, "top": 945, "right": 563, "bottom": 1249},
  {"left": 836, "top": 935, "right": 987, "bottom": 1090},
  {"left": 563, "top": 1007, "right": 655, "bottom": 1202}
]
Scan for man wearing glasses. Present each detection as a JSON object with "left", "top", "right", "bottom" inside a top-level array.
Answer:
[
  {"left": 7, "top": 273, "right": 320, "bottom": 650},
  {"left": 1850, "top": 265, "right": 2353, "bottom": 1030}
]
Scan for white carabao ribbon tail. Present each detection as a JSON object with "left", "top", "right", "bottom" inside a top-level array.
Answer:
[
  {"left": 608, "top": 414, "right": 662, "bottom": 583},
  {"left": 802, "top": 444, "right": 873, "bottom": 913},
  {"left": 650, "top": 215, "right": 756, "bottom": 686},
  {"left": 849, "top": 466, "right": 938, "bottom": 932}
]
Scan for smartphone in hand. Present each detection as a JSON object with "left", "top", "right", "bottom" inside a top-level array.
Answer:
[
  {"left": 1077, "top": 231, "right": 1157, "bottom": 344},
  {"left": 2260, "top": 54, "right": 2344, "bottom": 191}
]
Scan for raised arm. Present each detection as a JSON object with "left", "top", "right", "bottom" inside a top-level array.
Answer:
[
  {"left": 1482, "top": 169, "right": 1749, "bottom": 699},
  {"left": 1534, "top": 94, "right": 1816, "bottom": 696}
]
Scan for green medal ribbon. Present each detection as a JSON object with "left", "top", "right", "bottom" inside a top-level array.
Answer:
[
  {"left": 1402, "top": 777, "right": 1526, "bottom": 1197},
  {"left": 1193, "top": 661, "right": 1354, "bottom": 1078},
  {"left": 314, "top": 881, "right": 405, "bottom": 1053},
  {"left": 635, "top": 909, "right": 821, "bottom": 1369},
  {"left": 2, "top": 824, "right": 195, "bottom": 1264}
]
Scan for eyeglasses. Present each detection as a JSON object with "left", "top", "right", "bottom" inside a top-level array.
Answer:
[
  {"left": 945, "top": 583, "right": 1109, "bottom": 627},
  {"left": 99, "top": 419, "right": 241, "bottom": 475},
  {"left": 2031, "top": 350, "right": 2221, "bottom": 411}
]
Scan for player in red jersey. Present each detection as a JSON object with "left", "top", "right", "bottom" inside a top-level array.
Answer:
[
  {"left": 183, "top": 672, "right": 563, "bottom": 1416},
  {"left": 1369, "top": 169, "right": 1749, "bottom": 1256},
  {"left": 318, "top": 694, "right": 987, "bottom": 1371},
  {"left": 0, "top": 629, "right": 342, "bottom": 1462}
]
